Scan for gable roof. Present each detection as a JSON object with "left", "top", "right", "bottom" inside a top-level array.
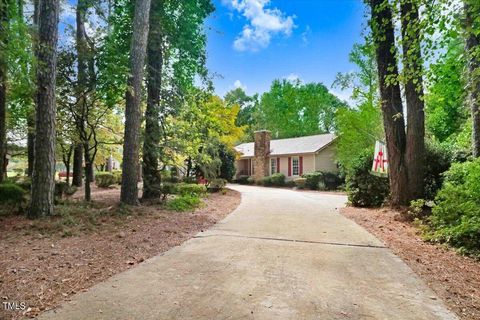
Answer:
[{"left": 235, "top": 133, "right": 336, "bottom": 158}]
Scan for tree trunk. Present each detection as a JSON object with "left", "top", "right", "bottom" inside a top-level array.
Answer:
[
  {"left": 28, "top": 0, "right": 59, "bottom": 218},
  {"left": 28, "top": 0, "right": 40, "bottom": 176},
  {"left": 142, "top": 0, "right": 163, "bottom": 200},
  {"left": 72, "top": 143, "right": 83, "bottom": 186},
  {"left": 84, "top": 142, "right": 92, "bottom": 201},
  {"left": 464, "top": 0, "right": 480, "bottom": 157},
  {"left": 0, "top": 0, "right": 8, "bottom": 183},
  {"left": 120, "top": 0, "right": 151, "bottom": 205},
  {"left": 27, "top": 113, "right": 35, "bottom": 176},
  {"left": 401, "top": 0, "right": 425, "bottom": 200},
  {"left": 369, "top": 0, "right": 409, "bottom": 206}
]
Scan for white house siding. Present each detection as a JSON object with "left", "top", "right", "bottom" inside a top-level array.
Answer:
[{"left": 315, "top": 144, "right": 338, "bottom": 172}]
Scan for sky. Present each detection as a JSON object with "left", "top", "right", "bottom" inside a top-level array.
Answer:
[{"left": 205, "top": 0, "right": 368, "bottom": 100}]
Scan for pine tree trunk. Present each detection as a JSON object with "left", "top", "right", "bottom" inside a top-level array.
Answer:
[
  {"left": 28, "top": 0, "right": 59, "bottom": 218},
  {"left": 27, "top": 112, "right": 35, "bottom": 176},
  {"left": 464, "top": 0, "right": 480, "bottom": 157},
  {"left": 28, "top": 0, "right": 40, "bottom": 176},
  {"left": 0, "top": 0, "right": 7, "bottom": 183},
  {"left": 84, "top": 142, "right": 92, "bottom": 201},
  {"left": 142, "top": 0, "right": 163, "bottom": 200},
  {"left": 120, "top": 0, "right": 151, "bottom": 205},
  {"left": 401, "top": 0, "right": 425, "bottom": 200},
  {"left": 369, "top": 0, "right": 409, "bottom": 206},
  {"left": 72, "top": 143, "right": 83, "bottom": 186}
]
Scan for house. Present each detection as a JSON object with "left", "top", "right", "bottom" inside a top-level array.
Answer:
[{"left": 234, "top": 130, "right": 338, "bottom": 181}]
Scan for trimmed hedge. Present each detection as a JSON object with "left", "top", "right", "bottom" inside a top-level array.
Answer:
[
  {"left": 95, "top": 172, "right": 117, "bottom": 188},
  {"left": 175, "top": 183, "right": 207, "bottom": 196},
  {"left": 0, "top": 183, "right": 25, "bottom": 204},
  {"left": 302, "top": 171, "right": 344, "bottom": 191},
  {"left": 166, "top": 194, "right": 201, "bottom": 212},
  {"left": 261, "top": 173, "right": 286, "bottom": 187},
  {"left": 346, "top": 150, "right": 389, "bottom": 207}
]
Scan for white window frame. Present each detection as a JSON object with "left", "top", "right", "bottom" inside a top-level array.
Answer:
[
  {"left": 292, "top": 156, "right": 300, "bottom": 176},
  {"left": 270, "top": 158, "right": 277, "bottom": 175}
]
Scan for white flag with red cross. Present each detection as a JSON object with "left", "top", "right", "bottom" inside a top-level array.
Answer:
[{"left": 372, "top": 141, "right": 388, "bottom": 177}]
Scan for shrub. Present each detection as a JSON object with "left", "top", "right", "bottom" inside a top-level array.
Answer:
[
  {"left": 423, "top": 142, "right": 453, "bottom": 200},
  {"left": 236, "top": 175, "right": 255, "bottom": 185},
  {"left": 65, "top": 185, "right": 78, "bottom": 196},
  {"left": 219, "top": 144, "right": 236, "bottom": 181},
  {"left": 270, "top": 173, "right": 286, "bottom": 186},
  {"left": 160, "top": 182, "right": 176, "bottom": 198},
  {"left": 322, "top": 171, "right": 344, "bottom": 190},
  {"left": 166, "top": 194, "right": 201, "bottom": 212},
  {"left": 55, "top": 182, "right": 69, "bottom": 199},
  {"left": 346, "top": 150, "right": 389, "bottom": 207},
  {"left": 95, "top": 172, "right": 116, "bottom": 188},
  {"left": 112, "top": 170, "right": 122, "bottom": 184},
  {"left": 285, "top": 180, "right": 296, "bottom": 188},
  {"left": 303, "top": 172, "right": 323, "bottom": 190},
  {"left": 175, "top": 183, "right": 207, "bottom": 196},
  {"left": 302, "top": 171, "right": 344, "bottom": 191},
  {"left": 16, "top": 177, "right": 31, "bottom": 191},
  {"left": 207, "top": 179, "right": 226, "bottom": 193},
  {"left": 293, "top": 178, "right": 306, "bottom": 189},
  {"left": 0, "top": 183, "right": 25, "bottom": 204},
  {"left": 182, "top": 176, "right": 197, "bottom": 184},
  {"left": 428, "top": 159, "right": 480, "bottom": 254},
  {"left": 260, "top": 176, "right": 272, "bottom": 186}
]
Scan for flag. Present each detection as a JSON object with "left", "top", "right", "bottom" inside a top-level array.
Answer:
[{"left": 372, "top": 141, "right": 388, "bottom": 177}]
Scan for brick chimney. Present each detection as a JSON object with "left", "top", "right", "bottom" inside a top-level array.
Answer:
[{"left": 253, "top": 130, "right": 271, "bottom": 181}]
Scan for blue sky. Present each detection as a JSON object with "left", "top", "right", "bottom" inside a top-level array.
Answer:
[{"left": 206, "top": 0, "right": 367, "bottom": 100}]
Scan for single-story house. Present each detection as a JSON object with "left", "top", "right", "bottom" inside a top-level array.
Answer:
[{"left": 234, "top": 130, "right": 338, "bottom": 181}]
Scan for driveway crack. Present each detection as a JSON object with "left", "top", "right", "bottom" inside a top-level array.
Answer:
[{"left": 194, "top": 233, "right": 387, "bottom": 249}]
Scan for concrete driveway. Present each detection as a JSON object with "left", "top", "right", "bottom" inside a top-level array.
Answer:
[{"left": 39, "top": 185, "right": 456, "bottom": 320}]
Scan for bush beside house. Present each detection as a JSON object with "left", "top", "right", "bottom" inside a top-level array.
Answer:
[{"left": 346, "top": 150, "right": 389, "bottom": 207}]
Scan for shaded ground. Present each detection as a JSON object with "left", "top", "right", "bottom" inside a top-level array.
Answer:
[
  {"left": 0, "top": 186, "right": 240, "bottom": 320},
  {"left": 341, "top": 207, "right": 480, "bottom": 320},
  {"left": 38, "top": 185, "right": 455, "bottom": 320}
]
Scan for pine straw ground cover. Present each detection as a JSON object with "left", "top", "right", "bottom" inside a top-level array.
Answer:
[
  {"left": 0, "top": 186, "right": 240, "bottom": 320},
  {"left": 341, "top": 207, "right": 480, "bottom": 320}
]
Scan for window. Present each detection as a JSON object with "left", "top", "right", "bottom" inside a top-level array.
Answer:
[
  {"left": 292, "top": 157, "right": 299, "bottom": 176},
  {"left": 271, "top": 158, "right": 277, "bottom": 175}
]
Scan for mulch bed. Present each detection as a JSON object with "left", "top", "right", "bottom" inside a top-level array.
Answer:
[
  {"left": 0, "top": 187, "right": 241, "bottom": 320},
  {"left": 341, "top": 207, "right": 480, "bottom": 320}
]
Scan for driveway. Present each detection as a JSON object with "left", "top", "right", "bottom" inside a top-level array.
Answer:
[{"left": 39, "top": 185, "right": 456, "bottom": 320}]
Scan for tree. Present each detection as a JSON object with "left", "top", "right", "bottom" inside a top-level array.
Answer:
[
  {"left": 142, "top": 0, "right": 163, "bottom": 199},
  {"left": 463, "top": 0, "right": 480, "bottom": 157},
  {"left": 224, "top": 87, "right": 259, "bottom": 141},
  {"left": 141, "top": 0, "right": 214, "bottom": 199},
  {"left": 369, "top": 0, "right": 409, "bottom": 205},
  {"left": 28, "top": 0, "right": 59, "bottom": 218},
  {"left": 333, "top": 36, "right": 383, "bottom": 172},
  {"left": 0, "top": 0, "right": 7, "bottom": 182},
  {"left": 401, "top": 0, "right": 426, "bottom": 199},
  {"left": 256, "top": 79, "right": 345, "bottom": 139},
  {"left": 120, "top": 0, "right": 151, "bottom": 205},
  {"left": 425, "top": 37, "right": 467, "bottom": 143}
]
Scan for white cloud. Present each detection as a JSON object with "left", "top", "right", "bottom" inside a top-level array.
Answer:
[
  {"left": 225, "top": 0, "right": 296, "bottom": 52},
  {"left": 301, "top": 25, "right": 311, "bottom": 45},
  {"left": 284, "top": 73, "right": 302, "bottom": 83},
  {"left": 233, "top": 80, "right": 247, "bottom": 91}
]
